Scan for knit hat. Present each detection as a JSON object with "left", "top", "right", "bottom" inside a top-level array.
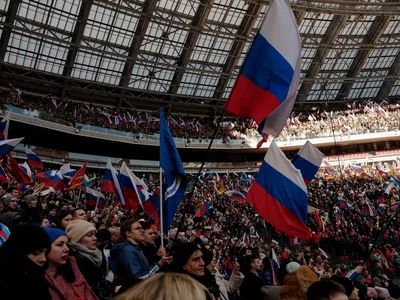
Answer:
[
  {"left": 375, "top": 286, "right": 390, "bottom": 299},
  {"left": 65, "top": 219, "right": 96, "bottom": 243},
  {"left": 172, "top": 242, "right": 202, "bottom": 271},
  {"left": 2, "top": 195, "right": 16, "bottom": 207},
  {"left": 331, "top": 275, "right": 355, "bottom": 296},
  {"left": 43, "top": 227, "right": 68, "bottom": 244},
  {"left": 367, "top": 287, "right": 378, "bottom": 298},
  {"left": 296, "top": 266, "right": 319, "bottom": 293},
  {"left": 286, "top": 261, "right": 301, "bottom": 273},
  {"left": 24, "top": 195, "right": 37, "bottom": 205},
  {"left": 2, "top": 224, "right": 51, "bottom": 255}
]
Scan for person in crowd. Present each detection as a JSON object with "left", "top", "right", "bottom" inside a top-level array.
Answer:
[
  {"left": 96, "top": 228, "right": 115, "bottom": 284},
  {"left": 7, "top": 187, "right": 19, "bottom": 200},
  {"left": 42, "top": 227, "right": 98, "bottom": 300},
  {"left": 53, "top": 209, "right": 73, "bottom": 230},
  {"left": 72, "top": 208, "right": 87, "bottom": 220},
  {"left": 66, "top": 219, "right": 113, "bottom": 299},
  {"left": 22, "top": 194, "right": 42, "bottom": 224},
  {"left": 140, "top": 221, "right": 164, "bottom": 265},
  {"left": 172, "top": 242, "right": 220, "bottom": 299},
  {"left": 202, "top": 246, "right": 244, "bottom": 300},
  {"left": 1, "top": 194, "right": 18, "bottom": 213},
  {"left": 0, "top": 210, "right": 22, "bottom": 232},
  {"left": 115, "top": 272, "right": 212, "bottom": 300},
  {"left": 109, "top": 225, "right": 121, "bottom": 244},
  {"left": 111, "top": 218, "right": 172, "bottom": 293},
  {"left": 0, "top": 224, "right": 52, "bottom": 300},
  {"left": 307, "top": 280, "right": 348, "bottom": 300},
  {"left": 41, "top": 217, "right": 51, "bottom": 227},
  {"left": 331, "top": 275, "right": 360, "bottom": 300},
  {"left": 239, "top": 256, "right": 265, "bottom": 300}
]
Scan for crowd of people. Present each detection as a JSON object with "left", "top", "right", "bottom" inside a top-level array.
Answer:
[
  {"left": 1, "top": 157, "right": 400, "bottom": 299},
  {"left": 2, "top": 87, "right": 400, "bottom": 143}
]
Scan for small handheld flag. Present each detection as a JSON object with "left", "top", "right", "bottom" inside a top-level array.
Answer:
[{"left": 26, "top": 148, "right": 43, "bottom": 170}]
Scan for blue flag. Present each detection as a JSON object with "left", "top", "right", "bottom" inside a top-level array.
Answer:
[{"left": 160, "top": 109, "right": 188, "bottom": 232}]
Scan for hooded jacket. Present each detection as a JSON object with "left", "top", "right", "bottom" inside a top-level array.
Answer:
[{"left": 111, "top": 240, "right": 161, "bottom": 286}]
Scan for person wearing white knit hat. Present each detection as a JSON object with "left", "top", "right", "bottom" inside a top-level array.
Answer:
[{"left": 66, "top": 219, "right": 113, "bottom": 299}]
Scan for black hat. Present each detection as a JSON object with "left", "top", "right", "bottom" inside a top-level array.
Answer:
[
  {"left": 331, "top": 275, "right": 355, "bottom": 296},
  {"left": 1, "top": 224, "right": 51, "bottom": 256},
  {"left": 172, "top": 242, "right": 202, "bottom": 271}
]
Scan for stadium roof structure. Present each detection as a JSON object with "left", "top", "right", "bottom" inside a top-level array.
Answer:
[{"left": 0, "top": 0, "right": 400, "bottom": 117}]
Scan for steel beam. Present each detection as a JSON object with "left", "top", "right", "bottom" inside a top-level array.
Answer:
[
  {"left": 117, "top": 0, "right": 158, "bottom": 107},
  {"left": 376, "top": 51, "right": 400, "bottom": 99},
  {"left": 335, "top": 15, "right": 392, "bottom": 101},
  {"left": 167, "top": 0, "right": 214, "bottom": 96},
  {"left": 211, "top": 2, "right": 263, "bottom": 103},
  {"left": 61, "top": 0, "right": 93, "bottom": 98},
  {"left": 0, "top": 0, "right": 22, "bottom": 63},
  {"left": 297, "top": 15, "right": 348, "bottom": 104}
]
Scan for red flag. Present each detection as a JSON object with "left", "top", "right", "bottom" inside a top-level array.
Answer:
[
  {"left": 67, "top": 162, "right": 87, "bottom": 190},
  {"left": 6, "top": 153, "right": 32, "bottom": 184},
  {"left": 314, "top": 209, "right": 323, "bottom": 231}
]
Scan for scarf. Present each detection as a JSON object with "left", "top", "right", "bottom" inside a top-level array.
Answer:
[{"left": 69, "top": 241, "right": 103, "bottom": 268}]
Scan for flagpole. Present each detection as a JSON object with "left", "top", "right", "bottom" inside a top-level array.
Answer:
[
  {"left": 169, "top": 111, "right": 226, "bottom": 254},
  {"left": 76, "top": 186, "right": 83, "bottom": 207},
  {"left": 94, "top": 195, "right": 99, "bottom": 211},
  {"left": 159, "top": 167, "right": 164, "bottom": 248}
]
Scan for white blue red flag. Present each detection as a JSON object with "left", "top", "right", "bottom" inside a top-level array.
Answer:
[
  {"left": 225, "top": 0, "right": 301, "bottom": 136},
  {"left": 26, "top": 148, "right": 43, "bottom": 170},
  {"left": 0, "top": 112, "right": 10, "bottom": 141},
  {"left": 246, "top": 141, "right": 311, "bottom": 240},
  {"left": 86, "top": 187, "right": 106, "bottom": 209},
  {"left": 271, "top": 248, "right": 280, "bottom": 285},
  {"left": 118, "top": 162, "right": 148, "bottom": 210},
  {"left": 0, "top": 137, "right": 24, "bottom": 157},
  {"left": 291, "top": 141, "right": 324, "bottom": 186}
]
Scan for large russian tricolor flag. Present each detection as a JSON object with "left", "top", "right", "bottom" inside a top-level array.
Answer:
[
  {"left": 225, "top": 0, "right": 301, "bottom": 136},
  {"left": 118, "top": 162, "right": 148, "bottom": 211},
  {"left": 26, "top": 148, "right": 43, "bottom": 170},
  {"left": 36, "top": 170, "right": 62, "bottom": 189},
  {"left": 86, "top": 187, "right": 106, "bottom": 209},
  {"left": 0, "top": 137, "right": 24, "bottom": 157},
  {"left": 291, "top": 141, "right": 324, "bottom": 186},
  {"left": 246, "top": 141, "right": 311, "bottom": 240},
  {"left": 101, "top": 159, "right": 118, "bottom": 194}
]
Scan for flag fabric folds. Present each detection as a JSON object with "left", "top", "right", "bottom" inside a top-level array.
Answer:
[
  {"left": 6, "top": 153, "right": 32, "bottom": 184},
  {"left": 160, "top": 109, "right": 188, "bottom": 231},
  {"left": 246, "top": 141, "right": 311, "bottom": 240},
  {"left": 36, "top": 170, "right": 62, "bottom": 190},
  {"left": 68, "top": 161, "right": 87, "bottom": 190},
  {"left": 101, "top": 159, "right": 118, "bottom": 194},
  {"left": 0, "top": 166, "right": 8, "bottom": 183},
  {"left": 86, "top": 187, "right": 106, "bottom": 209},
  {"left": 0, "top": 137, "right": 24, "bottom": 157},
  {"left": 271, "top": 248, "right": 280, "bottom": 285},
  {"left": 26, "top": 148, "right": 43, "bottom": 170},
  {"left": 143, "top": 189, "right": 161, "bottom": 227},
  {"left": 118, "top": 162, "right": 149, "bottom": 210},
  {"left": 224, "top": 0, "right": 301, "bottom": 137},
  {"left": 291, "top": 141, "right": 324, "bottom": 186},
  {"left": 0, "top": 112, "right": 10, "bottom": 141},
  {"left": 224, "top": 190, "right": 246, "bottom": 204}
]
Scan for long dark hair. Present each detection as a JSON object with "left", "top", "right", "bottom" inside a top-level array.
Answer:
[{"left": 55, "top": 257, "right": 76, "bottom": 283}]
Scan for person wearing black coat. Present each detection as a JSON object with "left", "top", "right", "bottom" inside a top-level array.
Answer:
[
  {"left": 0, "top": 223, "right": 52, "bottom": 300},
  {"left": 240, "top": 256, "right": 266, "bottom": 300},
  {"left": 21, "top": 195, "right": 42, "bottom": 225}
]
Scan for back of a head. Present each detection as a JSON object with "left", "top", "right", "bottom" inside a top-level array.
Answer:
[
  {"left": 115, "top": 272, "right": 210, "bottom": 300},
  {"left": 307, "top": 280, "right": 347, "bottom": 300}
]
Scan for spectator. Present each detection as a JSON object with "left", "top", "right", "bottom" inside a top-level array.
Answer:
[
  {"left": 109, "top": 225, "right": 121, "bottom": 244},
  {"left": 42, "top": 227, "right": 98, "bottom": 300},
  {"left": 240, "top": 256, "right": 265, "bottom": 300},
  {"left": 307, "top": 280, "right": 348, "bottom": 300},
  {"left": 0, "top": 224, "right": 52, "bottom": 300},
  {"left": 22, "top": 194, "right": 42, "bottom": 224},
  {"left": 53, "top": 210, "right": 73, "bottom": 230},
  {"left": 111, "top": 218, "right": 172, "bottom": 292},
  {"left": 1, "top": 195, "right": 18, "bottom": 213},
  {"left": 66, "top": 219, "right": 113, "bottom": 299},
  {"left": 72, "top": 208, "right": 87, "bottom": 221},
  {"left": 140, "top": 221, "right": 163, "bottom": 265},
  {"left": 115, "top": 272, "right": 211, "bottom": 300}
]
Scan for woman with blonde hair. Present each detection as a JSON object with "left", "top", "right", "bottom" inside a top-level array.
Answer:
[{"left": 116, "top": 272, "right": 213, "bottom": 300}]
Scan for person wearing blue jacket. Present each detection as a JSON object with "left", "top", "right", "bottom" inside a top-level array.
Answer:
[{"left": 111, "top": 218, "right": 172, "bottom": 294}]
